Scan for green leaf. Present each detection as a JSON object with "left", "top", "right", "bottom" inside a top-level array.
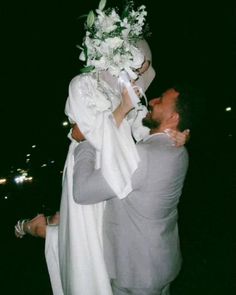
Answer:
[
  {"left": 87, "top": 10, "right": 95, "bottom": 28},
  {"left": 76, "top": 45, "right": 83, "bottom": 50},
  {"left": 80, "top": 65, "right": 95, "bottom": 73},
  {"left": 77, "top": 14, "right": 88, "bottom": 20},
  {"left": 98, "top": 0, "right": 106, "bottom": 11}
]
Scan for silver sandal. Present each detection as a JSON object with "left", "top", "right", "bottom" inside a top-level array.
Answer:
[
  {"left": 14, "top": 219, "right": 30, "bottom": 238},
  {"left": 14, "top": 214, "right": 44, "bottom": 238}
]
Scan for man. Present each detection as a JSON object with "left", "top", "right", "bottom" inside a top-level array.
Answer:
[
  {"left": 72, "top": 85, "right": 191, "bottom": 295},
  {"left": 14, "top": 85, "right": 190, "bottom": 295}
]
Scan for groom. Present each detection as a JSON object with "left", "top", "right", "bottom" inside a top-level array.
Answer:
[
  {"left": 72, "top": 84, "right": 192, "bottom": 294},
  {"left": 15, "top": 84, "right": 191, "bottom": 294}
]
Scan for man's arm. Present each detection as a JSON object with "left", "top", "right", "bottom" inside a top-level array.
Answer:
[{"left": 73, "top": 142, "right": 116, "bottom": 205}]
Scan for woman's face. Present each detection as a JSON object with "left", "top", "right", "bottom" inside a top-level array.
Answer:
[
  {"left": 133, "top": 58, "right": 155, "bottom": 92},
  {"left": 136, "top": 60, "right": 150, "bottom": 76}
]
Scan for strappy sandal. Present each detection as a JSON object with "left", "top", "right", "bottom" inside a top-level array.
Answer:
[
  {"left": 14, "top": 214, "right": 44, "bottom": 238},
  {"left": 14, "top": 219, "right": 30, "bottom": 238}
]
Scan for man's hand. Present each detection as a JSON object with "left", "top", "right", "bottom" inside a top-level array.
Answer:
[
  {"left": 71, "top": 124, "right": 85, "bottom": 142},
  {"left": 164, "top": 129, "right": 190, "bottom": 147}
]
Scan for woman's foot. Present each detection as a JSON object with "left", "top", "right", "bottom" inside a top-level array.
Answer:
[
  {"left": 15, "top": 214, "right": 47, "bottom": 238},
  {"left": 46, "top": 211, "right": 60, "bottom": 226}
]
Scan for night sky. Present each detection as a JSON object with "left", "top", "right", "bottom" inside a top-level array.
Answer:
[{"left": 1, "top": 0, "right": 235, "bottom": 174}]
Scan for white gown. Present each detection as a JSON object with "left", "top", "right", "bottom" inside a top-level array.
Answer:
[
  {"left": 45, "top": 73, "right": 145, "bottom": 295},
  {"left": 58, "top": 140, "right": 112, "bottom": 295},
  {"left": 45, "top": 40, "right": 156, "bottom": 295}
]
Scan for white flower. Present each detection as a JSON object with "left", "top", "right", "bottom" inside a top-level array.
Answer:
[
  {"left": 113, "top": 52, "right": 122, "bottom": 64},
  {"left": 95, "top": 9, "right": 120, "bottom": 33},
  {"left": 108, "top": 65, "right": 122, "bottom": 77},
  {"left": 88, "top": 55, "right": 109, "bottom": 71},
  {"left": 104, "top": 37, "right": 123, "bottom": 51},
  {"left": 79, "top": 2, "right": 150, "bottom": 78},
  {"left": 79, "top": 51, "right": 86, "bottom": 61},
  {"left": 120, "top": 18, "right": 131, "bottom": 39}
]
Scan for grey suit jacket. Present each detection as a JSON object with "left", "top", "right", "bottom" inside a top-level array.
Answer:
[{"left": 73, "top": 133, "right": 189, "bottom": 289}]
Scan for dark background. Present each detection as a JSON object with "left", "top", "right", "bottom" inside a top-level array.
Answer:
[{"left": 1, "top": 0, "right": 235, "bottom": 294}]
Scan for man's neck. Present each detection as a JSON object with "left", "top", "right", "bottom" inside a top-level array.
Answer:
[{"left": 149, "top": 126, "right": 177, "bottom": 135}]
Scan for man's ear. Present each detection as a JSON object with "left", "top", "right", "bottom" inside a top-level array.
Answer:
[
  {"left": 166, "top": 112, "right": 179, "bottom": 127},
  {"left": 172, "top": 112, "right": 179, "bottom": 125}
]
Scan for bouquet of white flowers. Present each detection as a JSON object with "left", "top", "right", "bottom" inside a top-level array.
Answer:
[{"left": 78, "top": 0, "right": 149, "bottom": 79}]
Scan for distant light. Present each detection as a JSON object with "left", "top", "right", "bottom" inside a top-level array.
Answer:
[
  {"left": 26, "top": 154, "right": 31, "bottom": 157},
  {"left": 26, "top": 159, "right": 30, "bottom": 163},
  {"left": 14, "top": 174, "right": 33, "bottom": 184},
  {"left": 25, "top": 176, "right": 33, "bottom": 182},
  {"left": 32, "top": 145, "right": 36, "bottom": 148},
  {"left": 4, "top": 196, "right": 8, "bottom": 200},
  {"left": 62, "top": 121, "right": 69, "bottom": 127},
  {"left": 14, "top": 176, "right": 25, "bottom": 184},
  {"left": 50, "top": 160, "right": 55, "bottom": 164},
  {"left": 225, "top": 107, "right": 231, "bottom": 112},
  {"left": 0, "top": 178, "right": 7, "bottom": 185},
  {"left": 41, "top": 164, "right": 47, "bottom": 168}
]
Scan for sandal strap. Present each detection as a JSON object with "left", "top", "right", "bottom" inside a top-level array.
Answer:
[
  {"left": 46, "top": 216, "right": 58, "bottom": 226},
  {"left": 14, "top": 219, "right": 30, "bottom": 238}
]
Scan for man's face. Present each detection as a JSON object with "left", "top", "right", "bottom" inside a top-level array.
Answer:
[{"left": 143, "top": 88, "right": 179, "bottom": 130}]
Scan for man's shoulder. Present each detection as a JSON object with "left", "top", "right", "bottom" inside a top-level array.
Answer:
[
  {"left": 139, "top": 133, "right": 188, "bottom": 160},
  {"left": 141, "top": 133, "right": 179, "bottom": 149}
]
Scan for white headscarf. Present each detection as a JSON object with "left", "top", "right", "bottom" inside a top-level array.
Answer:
[
  {"left": 127, "top": 39, "right": 157, "bottom": 142},
  {"left": 93, "top": 39, "right": 156, "bottom": 97},
  {"left": 135, "top": 39, "right": 156, "bottom": 92}
]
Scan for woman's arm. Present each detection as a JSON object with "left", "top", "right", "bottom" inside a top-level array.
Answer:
[{"left": 112, "top": 87, "right": 134, "bottom": 127}]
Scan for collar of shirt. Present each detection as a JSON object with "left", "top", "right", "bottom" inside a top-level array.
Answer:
[{"left": 142, "top": 132, "right": 168, "bottom": 142}]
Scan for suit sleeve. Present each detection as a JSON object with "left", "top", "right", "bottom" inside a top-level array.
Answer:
[{"left": 73, "top": 143, "right": 116, "bottom": 205}]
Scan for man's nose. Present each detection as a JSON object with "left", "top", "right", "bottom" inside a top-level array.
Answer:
[{"left": 149, "top": 98, "right": 160, "bottom": 106}]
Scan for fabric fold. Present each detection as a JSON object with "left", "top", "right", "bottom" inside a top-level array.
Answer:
[{"left": 65, "top": 73, "right": 140, "bottom": 199}]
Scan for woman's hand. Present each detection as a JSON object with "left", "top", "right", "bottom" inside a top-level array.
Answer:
[
  {"left": 113, "top": 87, "right": 134, "bottom": 127},
  {"left": 121, "top": 87, "right": 135, "bottom": 114},
  {"left": 71, "top": 124, "right": 85, "bottom": 142},
  {"left": 164, "top": 129, "right": 190, "bottom": 147}
]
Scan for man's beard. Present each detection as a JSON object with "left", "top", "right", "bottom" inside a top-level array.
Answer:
[{"left": 142, "top": 117, "right": 161, "bottom": 129}]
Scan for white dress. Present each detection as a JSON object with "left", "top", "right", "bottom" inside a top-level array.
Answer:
[
  {"left": 45, "top": 39, "right": 157, "bottom": 295},
  {"left": 45, "top": 72, "right": 146, "bottom": 295}
]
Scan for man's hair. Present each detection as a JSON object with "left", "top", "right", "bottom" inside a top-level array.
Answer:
[{"left": 172, "top": 83, "right": 193, "bottom": 131}]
